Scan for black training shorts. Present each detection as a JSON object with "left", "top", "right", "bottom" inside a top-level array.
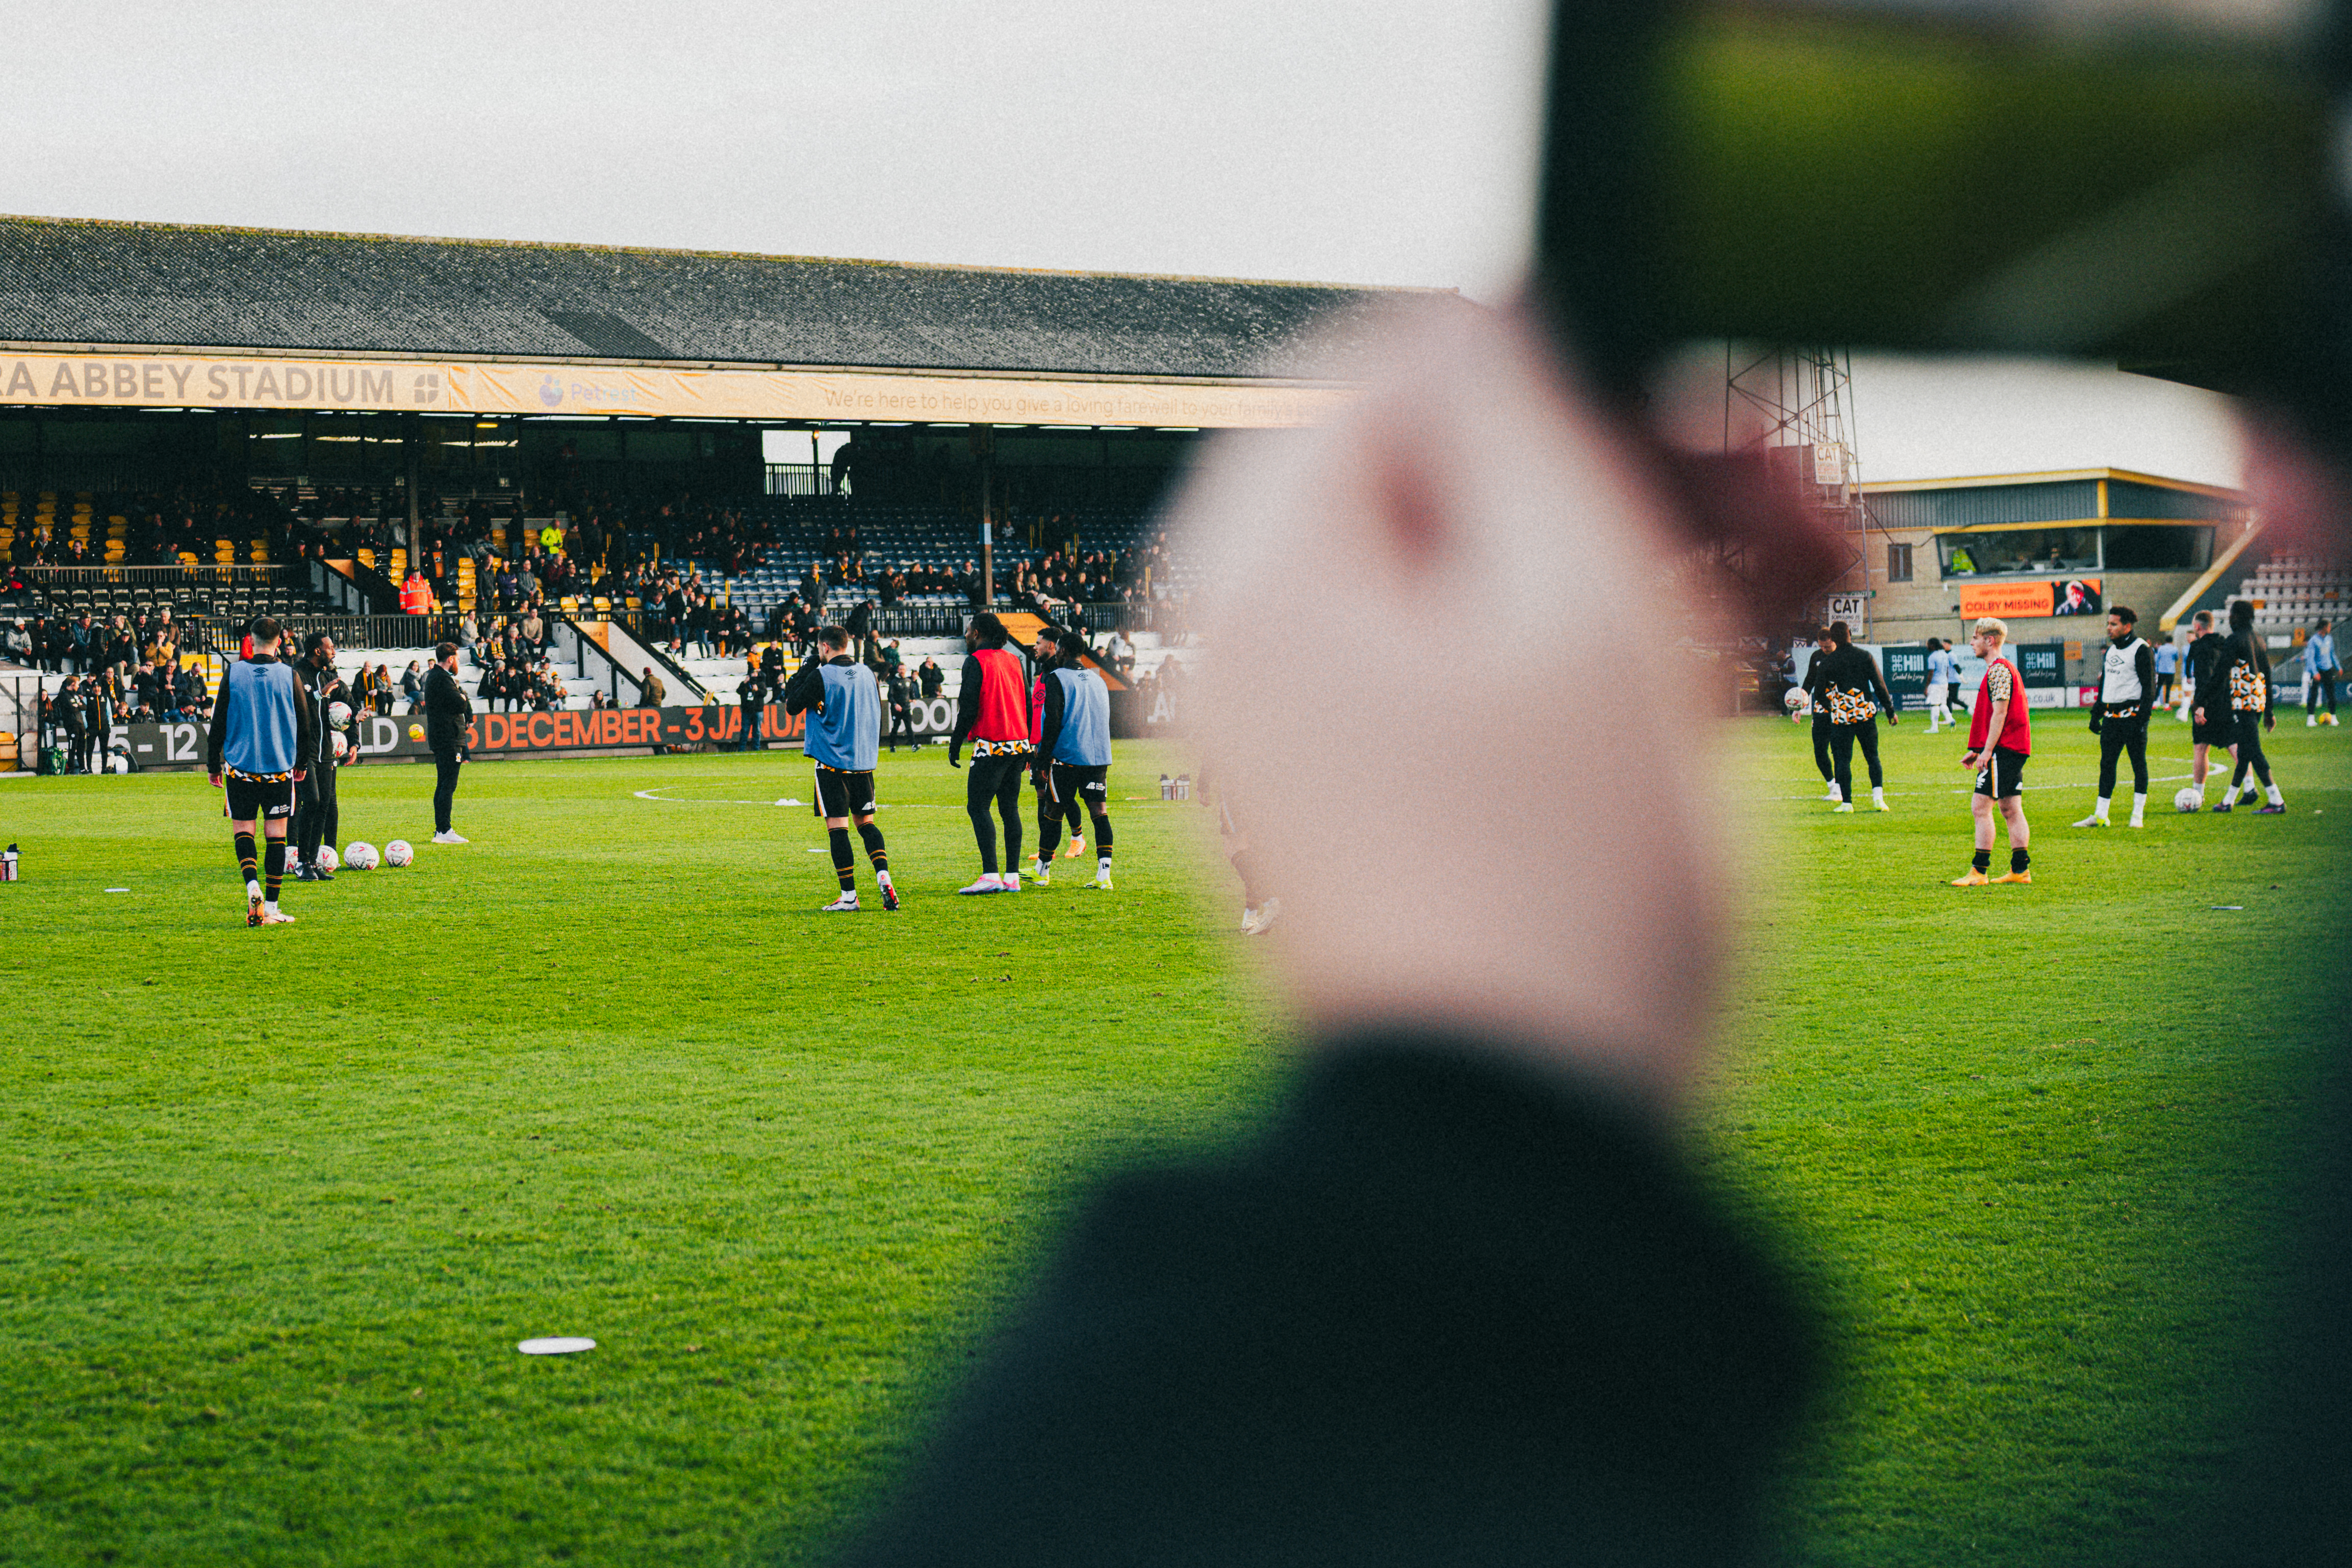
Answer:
[
  {"left": 2192, "top": 712, "right": 2234, "bottom": 746},
  {"left": 1973, "top": 746, "right": 2028, "bottom": 800},
  {"left": 225, "top": 772, "right": 297, "bottom": 821},
  {"left": 1051, "top": 761, "right": 1110, "bottom": 810},
  {"left": 813, "top": 762, "right": 877, "bottom": 819}
]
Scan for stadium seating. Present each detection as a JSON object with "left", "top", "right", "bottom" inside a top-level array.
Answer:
[{"left": 2235, "top": 552, "right": 2349, "bottom": 644}]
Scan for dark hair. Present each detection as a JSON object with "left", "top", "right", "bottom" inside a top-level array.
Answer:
[
  {"left": 817, "top": 625, "right": 850, "bottom": 651},
  {"left": 2230, "top": 600, "right": 2255, "bottom": 632},
  {"left": 304, "top": 630, "right": 333, "bottom": 656},
  {"left": 2110, "top": 605, "right": 2137, "bottom": 626},
  {"left": 1926, "top": 637, "right": 1943, "bottom": 652},
  {"left": 2193, "top": 610, "right": 2213, "bottom": 628},
  {"left": 436, "top": 641, "right": 458, "bottom": 662},
  {"left": 968, "top": 612, "right": 1010, "bottom": 649},
  {"left": 1816, "top": 626, "right": 1836, "bottom": 647},
  {"left": 2321, "top": 619, "right": 2334, "bottom": 631},
  {"left": 248, "top": 615, "right": 282, "bottom": 645},
  {"left": 1827, "top": 620, "right": 1851, "bottom": 647}
]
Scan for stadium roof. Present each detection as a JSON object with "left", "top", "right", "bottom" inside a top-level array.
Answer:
[{"left": 0, "top": 215, "right": 1427, "bottom": 382}]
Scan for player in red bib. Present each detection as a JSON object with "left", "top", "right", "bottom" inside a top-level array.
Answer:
[
  {"left": 1954, "top": 616, "right": 2033, "bottom": 886},
  {"left": 948, "top": 613, "right": 1035, "bottom": 894}
]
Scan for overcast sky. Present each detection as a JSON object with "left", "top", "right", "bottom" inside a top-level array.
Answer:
[{"left": 1, "top": 0, "right": 2246, "bottom": 487}]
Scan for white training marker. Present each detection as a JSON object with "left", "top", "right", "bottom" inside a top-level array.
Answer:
[
  {"left": 517, "top": 1336, "right": 597, "bottom": 1355},
  {"left": 105, "top": 887, "right": 130, "bottom": 892}
]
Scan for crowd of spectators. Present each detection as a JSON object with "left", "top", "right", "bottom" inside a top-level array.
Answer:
[
  {"left": 27, "top": 655, "right": 213, "bottom": 772},
  {"left": 6, "top": 606, "right": 189, "bottom": 678}
]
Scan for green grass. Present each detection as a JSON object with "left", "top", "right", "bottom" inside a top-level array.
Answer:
[{"left": 1, "top": 721, "right": 2343, "bottom": 1566}]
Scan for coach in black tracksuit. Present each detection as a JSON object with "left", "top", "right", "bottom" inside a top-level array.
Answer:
[
  {"left": 294, "top": 633, "right": 344, "bottom": 877},
  {"left": 423, "top": 642, "right": 475, "bottom": 841}
]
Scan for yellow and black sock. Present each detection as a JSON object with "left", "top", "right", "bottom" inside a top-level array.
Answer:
[
  {"left": 2010, "top": 847, "right": 2030, "bottom": 875},
  {"left": 828, "top": 827, "right": 857, "bottom": 892},
  {"left": 1972, "top": 849, "right": 1991, "bottom": 874},
  {"left": 235, "top": 830, "right": 258, "bottom": 885},
  {"left": 264, "top": 838, "right": 286, "bottom": 903},
  {"left": 857, "top": 820, "right": 888, "bottom": 874}
]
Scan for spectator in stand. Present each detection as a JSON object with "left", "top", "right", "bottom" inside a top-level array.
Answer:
[
  {"left": 400, "top": 568, "right": 432, "bottom": 615},
  {"left": 882, "top": 638, "right": 903, "bottom": 677},
  {"left": 640, "top": 666, "right": 666, "bottom": 709},
  {"left": 739, "top": 670, "right": 768, "bottom": 752},
  {"left": 476, "top": 659, "right": 504, "bottom": 713},
  {"left": 886, "top": 664, "right": 916, "bottom": 752},
  {"left": 495, "top": 562, "right": 520, "bottom": 610},
  {"left": 400, "top": 660, "right": 424, "bottom": 713},
  {"left": 517, "top": 607, "right": 547, "bottom": 663},
  {"left": 53, "top": 678, "right": 86, "bottom": 772},
  {"left": 68, "top": 613, "right": 94, "bottom": 675},
  {"left": 173, "top": 661, "right": 208, "bottom": 722},
  {"left": 78, "top": 674, "right": 107, "bottom": 773},
  {"left": 1, "top": 619, "right": 30, "bottom": 665},
  {"left": 516, "top": 559, "right": 540, "bottom": 605},
  {"left": 457, "top": 611, "right": 480, "bottom": 662},
  {"left": 131, "top": 658, "right": 165, "bottom": 722},
  {"left": 372, "top": 663, "right": 395, "bottom": 716},
  {"left": 918, "top": 654, "right": 943, "bottom": 699}
]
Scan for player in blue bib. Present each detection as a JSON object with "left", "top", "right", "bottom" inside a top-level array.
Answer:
[{"left": 1034, "top": 628, "right": 1117, "bottom": 890}]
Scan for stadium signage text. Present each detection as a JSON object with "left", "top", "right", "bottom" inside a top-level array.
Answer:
[
  {"left": 108, "top": 700, "right": 964, "bottom": 771},
  {"left": 1956, "top": 578, "right": 2104, "bottom": 619},
  {"left": 0, "top": 351, "right": 1350, "bottom": 429}
]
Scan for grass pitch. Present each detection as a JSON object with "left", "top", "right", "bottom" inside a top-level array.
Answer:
[{"left": 1, "top": 720, "right": 2344, "bottom": 1566}]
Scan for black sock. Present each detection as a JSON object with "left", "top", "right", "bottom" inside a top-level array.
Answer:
[
  {"left": 235, "top": 830, "right": 258, "bottom": 885},
  {"left": 265, "top": 838, "right": 286, "bottom": 902},
  {"left": 2011, "top": 847, "right": 2030, "bottom": 874},
  {"left": 1037, "top": 808, "right": 1063, "bottom": 863},
  {"left": 828, "top": 826, "right": 856, "bottom": 892},
  {"left": 1091, "top": 813, "right": 1113, "bottom": 853},
  {"left": 1972, "top": 849, "right": 1991, "bottom": 873},
  {"left": 857, "top": 820, "right": 888, "bottom": 873}
]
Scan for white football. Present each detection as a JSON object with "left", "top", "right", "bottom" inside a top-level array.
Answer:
[
  {"left": 343, "top": 840, "right": 379, "bottom": 870},
  {"left": 1783, "top": 687, "right": 1809, "bottom": 713},
  {"left": 327, "top": 700, "right": 352, "bottom": 730},
  {"left": 2174, "top": 787, "right": 2203, "bottom": 813},
  {"left": 316, "top": 844, "right": 339, "bottom": 872},
  {"left": 384, "top": 839, "right": 414, "bottom": 867}
]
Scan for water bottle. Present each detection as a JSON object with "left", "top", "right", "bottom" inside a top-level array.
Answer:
[
  {"left": 1159, "top": 773, "right": 1172, "bottom": 801},
  {"left": 1175, "top": 774, "right": 1191, "bottom": 801},
  {"left": 1, "top": 843, "right": 17, "bottom": 883}
]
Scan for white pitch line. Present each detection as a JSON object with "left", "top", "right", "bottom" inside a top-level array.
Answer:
[{"left": 633, "top": 789, "right": 805, "bottom": 806}]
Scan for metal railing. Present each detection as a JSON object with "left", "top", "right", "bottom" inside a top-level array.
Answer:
[
  {"left": 21, "top": 564, "right": 296, "bottom": 589},
  {"left": 174, "top": 612, "right": 456, "bottom": 655}
]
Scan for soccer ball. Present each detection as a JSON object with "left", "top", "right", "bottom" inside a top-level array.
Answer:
[
  {"left": 407, "top": 723, "right": 425, "bottom": 742},
  {"left": 331, "top": 731, "right": 349, "bottom": 759},
  {"left": 1783, "top": 687, "right": 1809, "bottom": 713},
  {"left": 343, "top": 841, "right": 380, "bottom": 870},
  {"left": 2174, "top": 787, "right": 2204, "bottom": 813},
  {"left": 316, "top": 844, "right": 339, "bottom": 872},
  {"left": 327, "top": 700, "right": 352, "bottom": 730},
  {"left": 384, "top": 839, "right": 414, "bottom": 867}
]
